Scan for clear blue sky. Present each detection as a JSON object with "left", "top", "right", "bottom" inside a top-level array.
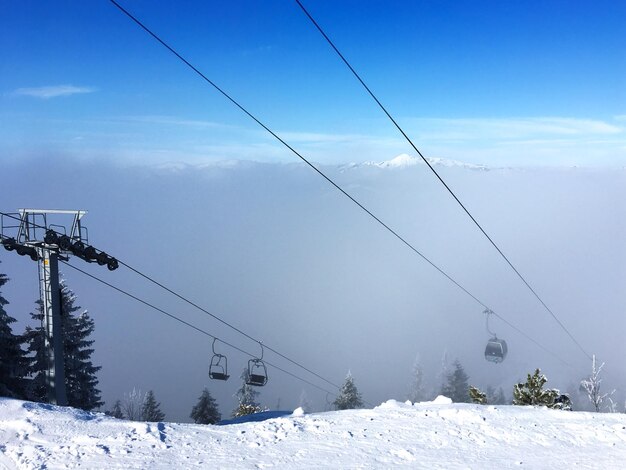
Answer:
[{"left": 1, "top": 0, "right": 624, "bottom": 166}]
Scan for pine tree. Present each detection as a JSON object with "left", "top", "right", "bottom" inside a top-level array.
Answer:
[
  {"left": 23, "top": 302, "right": 47, "bottom": 403},
  {"left": 298, "top": 389, "right": 311, "bottom": 413},
  {"left": 513, "top": 369, "right": 559, "bottom": 407},
  {"left": 437, "top": 349, "right": 450, "bottom": 394},
  {"left": 0, "top": 266, "right": 29, "bottom": 399},
  {"left": 486, "top": 386, "right": 507, "bottom": 405},
  {"left": 469, "top": 385, "right": 487, "bottom": 404},
  {"left": 233, "top": 369, "right": 261, "bottom": 417},
  {"left": 407, "top": 354, "right": 426, "bottom": 403},
  {"left": 122, "top": 387, "right": 145, "bottom": 420},
  {"left": 108, "top": 399, "right": 124, "bottom": 419},
  {"left": 580, "top": 355, "right": 612, "bottom": 412},
  {"left": 441, "top": 360, "right": 470, "bottom": 403},
  {"left": 333, "top": 371, "right": 363, "bottom": 410},
  {"left": 141, "top": 390, "right": 165, "bottom": 422},
  {"left": 24, "top": 280, "right": 103, "bottom": 409},
  {"left": 190, "top": 388, "right": 221, "bottom": 424}
]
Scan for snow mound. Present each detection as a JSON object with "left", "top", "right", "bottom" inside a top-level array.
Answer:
[
  {"left": 2, "top": 397, "right": 626, "bottom": 468},
  {"left": 430, "top": 395, "right": 454, "bottom": 405}
]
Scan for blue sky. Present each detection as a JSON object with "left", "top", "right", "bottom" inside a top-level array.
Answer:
[{"left": 1, "top": 0, "right": 625, "bottom": 166}]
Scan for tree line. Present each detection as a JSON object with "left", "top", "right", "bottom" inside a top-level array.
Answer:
[
  {"left": 0, "top": 261, "right": 102, "bottom": 410},
  {"left": 2, "top": 259, "right": 619, "bottom": 423}
]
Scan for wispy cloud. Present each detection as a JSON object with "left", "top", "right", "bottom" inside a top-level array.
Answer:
[
  {"left": 408, "top": 117, "right": 623, "bottom": 142},
  {"left": 117, "top": 115, "right": 230, "bottom": 129},
  {"left": 13, "top": 85, "right": 96, "bottom": 99}
]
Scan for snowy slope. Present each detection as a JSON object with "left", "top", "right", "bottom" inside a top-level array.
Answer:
[{"left": 1, "top": 397, "right": 626, "bottom": 469}]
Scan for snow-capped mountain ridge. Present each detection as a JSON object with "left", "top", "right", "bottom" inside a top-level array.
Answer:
[{"left": 340, "top": 153, "right": 490, "bottom": 171}]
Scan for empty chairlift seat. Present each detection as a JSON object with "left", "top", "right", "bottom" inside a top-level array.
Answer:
[
  {"left": 246, "top": 358, "right": 268, "bottom": 387},
  {"left": 209, "top": 338, "right": 230, "bottom": 381}
]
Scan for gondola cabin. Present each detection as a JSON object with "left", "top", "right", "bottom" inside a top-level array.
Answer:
[{"left": 484, "top": 337, "right": 508, "bottom": 363}]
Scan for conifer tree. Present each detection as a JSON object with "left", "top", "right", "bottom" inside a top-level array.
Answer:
[
  {"left": 0, "top": 265, "right": 29, "bottom": 398},
  {"left": 580, "top": 355, "right": 612, "bottom": 412},
  {"left": 23, "top": 302, "right": 47, "bottom": 402},
  {"left": 24, "top": 280, "right": 103, "bottom": 410},
  {"left": 190, "top": 388, "right": 221, "bottom": 424},
  {"left": 109, "top": 399, "right": 124, "bottom": 419},
  {"left": 298, "top": 389, "right": 311, "bottom": 413},
  {"left": 469, "top": 385, "right": 487, "bottom": 404},
  {"left": 441, "top": 360, "right": 470, "bottom": 403},
  {"left": 122, "top": 387, "right": 145, "bottom": 420},
  {"left": 333, "top": 371, "right": 363, "bottom": 410},
  {"left": 513, "top": 369, "right": 559, "bottom": 407},
  {"left": 407, "top": 354, "right": 426, "bottom": 403},
  {"left": 141, "top": 390, "right": 165, "bottom": 422},
  {"left": 233, "top": 369, "right": 262, "bottom": 417},
  {"left": 486, "top": 386, "right": 507, "bottom": 405}
]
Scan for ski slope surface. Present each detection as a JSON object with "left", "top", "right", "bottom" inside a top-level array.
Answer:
[{"left": 1, "top": 396, "right": 626, "bottom": 469}]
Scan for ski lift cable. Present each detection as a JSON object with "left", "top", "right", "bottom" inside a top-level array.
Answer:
[
  {"left": 1, "top": 225, "right": 578, "bottom": 386},
  {"left": 118, "top": 259, "right": 341, "bottom": 390},
  {"left": 491, "top": 311, "right": 575, "bottom": 370},
  {"left": 103, "top": 3, "right": 492, "bottom": 318},
  {"left": 293, "top": 0, "right": 592, "bottom": 362},
  {"left": 104, "top": 2, "right": 485, "bottom": 304},
  {"left": 104, "top": 3, "right": 587, "bottom": 367},
  {"left": 59, "top": 259, "right": 339, "bottom": 397},
  {"left": 0, "top": 211, "right": 340, "bottom": 390}
]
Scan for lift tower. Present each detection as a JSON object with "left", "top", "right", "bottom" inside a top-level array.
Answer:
[{"left": 1, "top": 209, "right": 118, "bottom": 406}]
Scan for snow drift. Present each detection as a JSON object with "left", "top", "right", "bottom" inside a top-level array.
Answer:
[{"left": 1, "top": 397, "right": 625, "bottom": 469}]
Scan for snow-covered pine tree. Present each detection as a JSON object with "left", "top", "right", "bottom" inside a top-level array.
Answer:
[
  {"left": 190, "top": 388, "right": 221, "bottom": 424},
  {"left": 109, "top": 399, "right": 124, "bottom": 419},
  {"left": 441, "top": 360, "right": 470, "bottom": 403},
  {"left": 333, "top": 371, "right": 363, "bottom": 410},
  {"left": 298, "top": 389, "right": 311, "bottom": 413},
  {"left": 122, "top": 387, "right": 145, "bottom": 420},
  {"left": 580, "top": 355, "right": 613, "bottom": 412},
  {"left": 486, "top": 386, "right": 507, "bottom": 405},
  {"left": 469, "top": 385, "right": 487, "bottom": 404},
  {"left": 513, "top": 369, "right": 559, "bottom": 407},
  {"left": 233, "top": 369, "right": 262, "bottom": 417},
  {"left": 141, "top": 390, "right": 165, "bottom": 422},
  {"left": 407, "top": 354, "right": 426, "bottom": 403},
  {"left": 25, "top": 281, "right": 103, "bottom": 409},
  {"left": 0, "top": 265, "right": 29, "bottom": 399},
  {"left": 437, "top": 349, "right": 450, "bottom": 395}
]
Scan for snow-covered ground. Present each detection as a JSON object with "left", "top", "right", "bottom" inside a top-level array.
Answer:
[{"left": 2, "top": 397, "right": 625, "bottom": 469}]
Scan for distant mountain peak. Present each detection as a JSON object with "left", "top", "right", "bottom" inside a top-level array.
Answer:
[
  {"left": 340, "top": 154, "right": 490, "bottom": 171},
  {"left": 377, "top": 153, "right": 421, "bottom": 168}
]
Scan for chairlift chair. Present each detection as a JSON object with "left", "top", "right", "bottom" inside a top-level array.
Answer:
[
  {"left": 246, "top": 359, "right": 268, "bottom": 387},
  {"left": 246, "top": 342, "right": 268, "bottom": 387},
  {"left": 209, "top": 338, "right": 229, "bottom": 381}
]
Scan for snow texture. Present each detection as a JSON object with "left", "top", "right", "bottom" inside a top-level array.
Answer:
[{"left": 1, "top": 397, "right": 626, "bottom": 469}]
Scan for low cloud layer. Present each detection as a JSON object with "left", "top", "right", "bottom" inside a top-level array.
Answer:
[{"left": 1, "top": 156, "right": 624, "bottom": 421}]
